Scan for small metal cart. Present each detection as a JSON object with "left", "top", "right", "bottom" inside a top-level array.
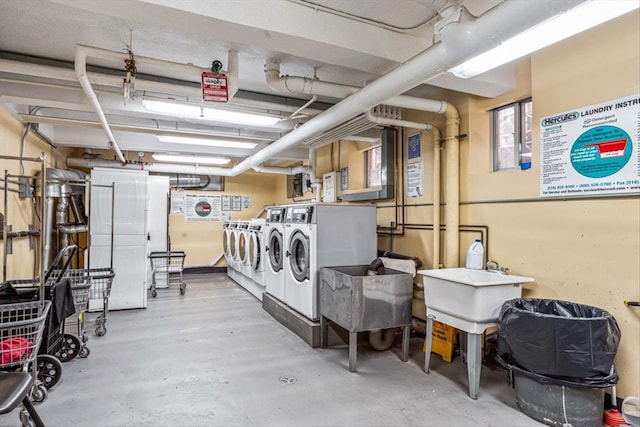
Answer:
[
  {"left": 149, "top": 251, "right": 186, "bottom": 297},
  {"left": 88, "top": 269, "right": 115, "bottom": 337},
  {"left": 0, "top": 299, "right": 51, "bottom": 419}
]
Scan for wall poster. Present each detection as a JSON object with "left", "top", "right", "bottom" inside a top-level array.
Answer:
[
  {"left": 540, "top": 94, "right": 639, "bottom": 197},
  {"left": 231, "top": 195, "right": 242, "bottom": 211},
  {"left": 406, "top": 159, "right": 424, "bottom": 198},
  {"left": 185, "top": 194, "right": 222, "bottom": 222}
]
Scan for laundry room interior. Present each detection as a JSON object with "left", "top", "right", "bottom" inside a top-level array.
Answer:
[{"left": 0, "top": 1, "right": 639, "bottom": 426}]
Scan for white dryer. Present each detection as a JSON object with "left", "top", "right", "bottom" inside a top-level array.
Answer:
[
  {"left": 264, "top": 206, "right": 287, "bottom": 302},
  {"left": 284, "top": 203, "right": 377, "bottom": 320},
  {"left": 248, "top": 218, "right": 266, "bottom": 288}
]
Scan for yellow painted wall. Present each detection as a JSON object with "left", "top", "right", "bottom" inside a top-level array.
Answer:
[
  {"left": 0, "top": 106, "right": 71, "bottom": 280},
  {"left": 391, "top": 12, "right": 639, "bottom": 397},
  {"left": 169, "top": 170, "right": 281, "bottom": 266}
]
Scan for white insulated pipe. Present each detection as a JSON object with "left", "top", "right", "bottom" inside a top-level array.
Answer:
[
  {"left": 75, "top": 45, "right": 126, "bottom": 163},
  {"left": 431, "top": 126, "right": 441, "bottom": 270},
  {"left": 444, "top": 104, "right": 460, "bottom": 267},
  {"left": 73, "top": 45, "right": 241, "bottom": 164},
  {"left": 66, "top": 157, "right": 235, "bottom": 176},
  {"left": 265, "top": 60, "right": 448, "bottom": 114},
  {"left": 365, "top": 109, "right": 433, "bottom": 130}
]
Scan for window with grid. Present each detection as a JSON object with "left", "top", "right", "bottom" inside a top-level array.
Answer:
[{"left": 492, "top": 98, "right": 533, "bottom": 171}]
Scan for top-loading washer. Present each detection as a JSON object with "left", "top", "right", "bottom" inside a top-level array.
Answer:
[
  {"left": 284, "top": 203, "right": 377, "bottom": 320},
  {"left": 264, "top": 206, "right": 287, "bottom": 302}
]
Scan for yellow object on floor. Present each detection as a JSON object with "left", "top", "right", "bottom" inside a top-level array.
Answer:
[{"left": 424, "top": 321, "right": 456, "bottom": 363}]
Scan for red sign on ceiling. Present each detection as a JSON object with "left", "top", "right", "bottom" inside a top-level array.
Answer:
[{"left": 201, "top": 71, "right": 228, "bottom": 102}]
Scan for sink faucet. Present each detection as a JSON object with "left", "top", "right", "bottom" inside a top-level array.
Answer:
[{"left": 486, "top": 260, "right": 509, "bottom": 274}]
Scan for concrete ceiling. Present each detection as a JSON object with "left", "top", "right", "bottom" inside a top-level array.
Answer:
[{"left": 0, "top": 0, "right": 511, "bottom": 165}]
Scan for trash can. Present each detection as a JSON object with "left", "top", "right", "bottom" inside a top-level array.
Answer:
[
  {"left": 498, "top": 298, "right": 621, "bottom": 379},
  {"left": 497, "top": 298, "right": 621, "bottom": 427}
]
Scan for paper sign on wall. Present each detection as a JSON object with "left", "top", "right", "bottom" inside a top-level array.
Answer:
[
  {"left": 540, "top": 94, "right": 639, "bottom": 197},
  {"left": 406, "top": 159, "right": 424, "bottom": 198},
  {"left": 185, "top": 194, "right": 222, "bottom": 222}
]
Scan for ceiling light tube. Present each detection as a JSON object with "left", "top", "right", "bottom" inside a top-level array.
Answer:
[
  {"left": 157, "top": 135, "right": 258, "bottom": 149},
  {"left": 152, "top": 153, "right": 230, "bottom": 165},
  {"left": 142, "top": 100, "right": 281, "bottom": 126},
  {"left": 449, "top": 0, "right": 639, "bottom": 79}
]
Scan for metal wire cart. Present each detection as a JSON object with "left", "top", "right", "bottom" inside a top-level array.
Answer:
[
  {"left": 149, "top": 251, "right": 186, "bottom": 297},
  {"left": 46, "top": 267, "right": 115, "bottom": 348},
  {"left": 0, "top": 300, "right": 50, "bottom": 426}
]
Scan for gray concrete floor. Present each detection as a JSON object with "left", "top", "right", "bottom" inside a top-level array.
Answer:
[{"left": 1, "top": 273, "right": 542, "bottom": 426}]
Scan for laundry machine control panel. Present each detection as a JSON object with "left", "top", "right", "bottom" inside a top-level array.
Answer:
[
  {"left": 266, "top": 207, "right": 287, "bottom": 223},
  {"left": 288, "top": 205, "right": 314, "bottom": 223}
]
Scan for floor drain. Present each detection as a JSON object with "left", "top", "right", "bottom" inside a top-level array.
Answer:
[{"left": 279, "top": 376, "right": 297, "bottom": 384}]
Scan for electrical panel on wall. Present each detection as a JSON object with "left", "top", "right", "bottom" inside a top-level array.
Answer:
[{"left": 287, "top": 172, "right": 312, "bottom": 199}]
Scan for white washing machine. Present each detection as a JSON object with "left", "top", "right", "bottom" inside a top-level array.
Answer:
[
  {"left": 264, "top": 206, "right": 287, "bottom": 302},
  {"left": 284, "top": 203, "right": 377, "bottom": 320},
  {"left": 236, "top": 220, "right": 252, "bottom": 278},
  {"left": 226, "top": 221, "right": 240, "bottom": 280},
  {"left": 223, "top": 220, "right": 234, "bottom": 270},
  {"left": 248, "top": 218, "right": 266, "bottom": 288}
]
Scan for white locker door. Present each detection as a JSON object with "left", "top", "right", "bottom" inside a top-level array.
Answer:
[{"left": 146, "top": 175, "right": 169, "bottom": 287}]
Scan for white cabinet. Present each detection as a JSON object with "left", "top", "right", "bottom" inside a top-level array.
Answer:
[{"left": 89, "top": 168, "right": 149, "bottom": 310}]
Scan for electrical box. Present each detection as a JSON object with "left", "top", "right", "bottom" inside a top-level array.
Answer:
[
  {"left": 323, "top": 171, "right": 337, "bottom": 203},
  {"left": 287, "top": 173, "right": 303, "bottom": 198}
]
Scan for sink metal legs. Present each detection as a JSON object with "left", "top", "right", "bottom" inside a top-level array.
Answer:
[
  {"left": 424, "top": 318, "right": 482, "bottom": 400},
  {"left": 321, "top": 316, "right": 410, "bottom": 372}
]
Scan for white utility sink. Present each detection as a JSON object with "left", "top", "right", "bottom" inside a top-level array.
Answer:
[
  {"left": 417, "top": 267, "right": 534, "bottom": 399},
  {"left": 418, "top": 267, "right": 534, "bottom": 331}
]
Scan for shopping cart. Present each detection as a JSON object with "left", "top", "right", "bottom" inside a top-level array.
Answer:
[
  {"left": 149, "top": 251, "right": 187, "bottom": 297},
  {"left": 0, "top": 299, "right": 51, "bottom": 406}
]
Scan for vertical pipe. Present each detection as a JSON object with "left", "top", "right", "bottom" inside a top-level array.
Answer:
[
  {"left": 432, "top": 127, "right": 441, "bottom": 270},
  {"left": 3, "top": 170, "right": 7, "bottom": 282},
  {"left": 39, "top": 153, "right": 46, "bottom": 304},
  {"left": 444, "top": 104, "right": 460, "bottom": 268},
  {"left": 43, "top": 196, "right": 55, "bottom": 271}
]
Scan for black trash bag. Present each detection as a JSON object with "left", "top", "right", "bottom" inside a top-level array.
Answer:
[
  {"left": 495, "top": 354, "right": 619, "bottom": 388},
  {"left": 498, "top": 298, "right": 621, "bottom": 379}
]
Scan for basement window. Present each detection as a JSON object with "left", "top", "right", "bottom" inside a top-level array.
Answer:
[
  {"left": 492, "top": 98, "right": 533, "bottom": 171},
  {"left": 365, "top": 145, "right": 382, "bottom": 187}
]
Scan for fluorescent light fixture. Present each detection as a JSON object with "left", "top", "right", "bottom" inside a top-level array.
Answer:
[
  {"left": 152, "top": 153, "right": 230, "bottom": 165},
  {"left": 142, "top": 100, "right": 281, "bottom": 126},
  {"left": 157, "top": 135, "right": 257, "bottom": 150},
  {"left": 449, "top": 0, "right": 639, "bottom": 78}
]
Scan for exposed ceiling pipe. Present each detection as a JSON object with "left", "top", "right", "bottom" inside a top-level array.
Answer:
[
  {"left": 252, "top": 165, "right": 311, "bottom": 175},
  {"left": 0, "top": 58, "right": 325, "bottom": 115},
  {"left": 265, "top": 59, "right": 448, "bottom": 114},
  {"left": 70, "top": 0, "right": 586, "bottom": 180},
  {"left": 365, "top": 109, "right": 433, "bottom": 130},
  {"left": 73, "top": 45, "right": 240, "bottom": 164},
  {"left": 75, "top": 45, "right": 126, "bottom": 163},
  {"left": 66, "top": 157, "right": 235, "bottom": 176}
]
